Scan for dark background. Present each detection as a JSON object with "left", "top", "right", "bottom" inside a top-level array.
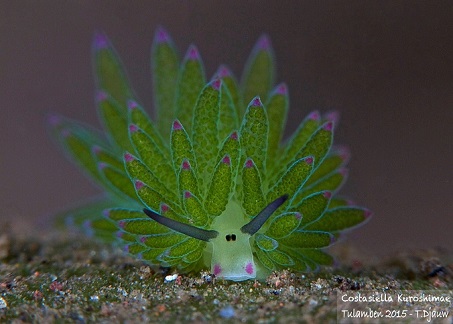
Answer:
[{"left": 1, "top": 1, "right": 452, "bottom": 256}]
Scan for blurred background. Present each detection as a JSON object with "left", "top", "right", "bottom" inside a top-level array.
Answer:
[{"left": 1, "top": 1, "right": 452, "bottom": 256}]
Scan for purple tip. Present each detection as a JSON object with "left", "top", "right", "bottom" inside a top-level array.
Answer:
[
  {"left": 256, "top": 34, "right": 271, "bottom": 51},
  {"left": 160, "top": 203, "right": 169, "bottom": 213},
  {"left": 124, "top": 152, "right": 135, "bottom": 163},
  {"left": 98, "top": 162, "right": 107, "bottom": 170},
  {"left": 47, "top": 114, "right": 61, "bottom": 126},
  {"left": 325, "top": 110, "right": 340, "bottom": 124},
  {"left": 251, "top": 97, "right": 262, "bottom": 107},
  {"left": 135, "top": 180, "right": 144, "bottom": 190},
  {"left": 155, "top": 26, "right": 170, "bottom": 43},
  {"left": 94, "top": 31, "right": 109, "bottom": 50},
  {"left": 295, "top": 212, "right": 302, "bottom": 220},
  {"left": 172, "top": 120, "right": 182, "bottom": 130},
  {"left": 123, "top": 245, "right": 129, "bottom": 253},
  {"left": 211, "top": 78, "right": 222, "bottom": 91},
  {"left": 102, "top": 209, "right": 110, "bottom": 218},
  {"left": 330, "top": 235, "right": 336, "bottom": 245},
  {"left": 61, "top": 129, "right": 71, "bottom": 138},
  {"left": 185, "top": 45, "right": 200, "bottom": 61},
  {"left": 230, "top": 131, "right": 238, "bottom": 140},
  {"left": 364, "top": 209, "right": 373, "bottom": 218},
  {"left": 339, "top": 168, "right": 348, "bottom": 177},
  {"left": 308, "top": 111, "right": 320, "bottom": 121},
  {"left": 118, "top": 220, "right": 126, "bottom": 229},
  {"left": 305, "top": 156, "right": 314, "bottom": 165},
  {"left": 346, "top": 199, "right": 356, "bottom": 206},
  {"left": 184, "top": 191, "right": 192, "bottom": 199},
  {"left": 92, "top": 145, "right": 102, "bottom": 155},
  {"left": 127, "top": 100, "right": 138, "bottom": 110},
  {"left": 216, "top": 65, "right": 231, "bottom": 78},
  {"left": 182, "top": 160, "right": 191, "bottom": 170},
  {"left": 245, "top": 158, "right": 254, "bottom": 168},
  {"left": 334, "top": 145, "right": 350, "bottom": 162},
  {"left": 222, "top": 155, "right": 231, "bottom": 165},
  {"left": 140, "top": 236, "right": 147, "bottom": 243},
  {"left": 322, "top": 122, "right": 333, "bottom": 132},
  {"left": 96, "top": 91, "right": 108, "bottom": 102},
  {"left": 116, "top": 231, "right": 123, "bottom": 239},
  {"left": 274, "top": 83, "right": 287, "bottom": 95},
  {"left": 129, "top": 124, "right": 138, "bottom": 133},
  {"left": 323, "top": 191, "right": 332, "bottom": 199}
]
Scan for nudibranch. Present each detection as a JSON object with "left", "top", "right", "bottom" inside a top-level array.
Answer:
[{"left": 49, "top": 27, "right": 371, "bottom": 281}]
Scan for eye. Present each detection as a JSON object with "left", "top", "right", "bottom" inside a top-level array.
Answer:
[{"left": 225, "top": 234, "right": 237, "bottom": 241}]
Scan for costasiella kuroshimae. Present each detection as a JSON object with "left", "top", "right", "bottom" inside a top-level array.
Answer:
[{"left": 48, "top": 27, "right": 371, "bottom": 281}]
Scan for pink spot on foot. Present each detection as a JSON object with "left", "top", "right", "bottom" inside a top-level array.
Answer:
[
  {"left": 251, "top": 97, "right": 262, "bottom": 107},
  {"left": 116, "top": 231, "right": 124, "bottom": 239},
  {"left": 186, "top": 45, "right": 200, "bottom": 60},
  {"left": 118, "top": 221, "right": 126, "bottom": 229},
  {"left": 211, "top": 78, "right": 221, "bottom": 91},
  {"left": 213, "top": 264, "right": 222, "bottom": 276},
  {"left": 129, "top": 124, "right": 138, "bottom": 133},
  {"left": 140, "top": 236, "right": 147, "bottom": 243},
  {"left": 184, "top": 191, "right": 192, "bottom": 199},
  {"left": 245, "top": 158, "right": 254, "bottom": 168},
  {"left": 172, "top": 120, "right": 182, "bottom": 130},
  {"left": 245, "top": 262, "right": 254, "bottom": 275},
  {"left": 230, "top": 131, "right": 238, "bottom": 140},
  {"left": 305, "top": 156, "right": 314, "bottom": 165},
  {"left": 323, "top": 121, "right": 333, "bottom": 132},
  {"left": 222, "top": 155, "right": 231, "bottom": 165},
  {"left": 124, "top": 152, "right": 135, "bottom": 163},
  {"left": 134, "top": 180, "right": 144, "bottom": 190}
]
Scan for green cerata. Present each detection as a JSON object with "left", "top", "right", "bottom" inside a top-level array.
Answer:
[{"left": 49, "top": 27, "right": 371, "bottom": 281}]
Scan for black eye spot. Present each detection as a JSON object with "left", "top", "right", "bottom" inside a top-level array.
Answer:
[{"left": 225, "top": 234, "right": 237, "bottom": 242}]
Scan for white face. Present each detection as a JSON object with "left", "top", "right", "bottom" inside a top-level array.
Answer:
[
  {"left": 143, "top": 195, "right": 288, "bottom": 281},
  {"left": 210, "top": 230, "right": 256, "bottom": 281}
]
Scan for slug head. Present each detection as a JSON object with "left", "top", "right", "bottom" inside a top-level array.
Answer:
[{"left": 144, "top": 195, "right": 288, "bottom": 281}]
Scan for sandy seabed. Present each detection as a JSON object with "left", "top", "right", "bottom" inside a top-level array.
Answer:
[{"left": 0, "top": 230, "right": 452, "bottom": 323}]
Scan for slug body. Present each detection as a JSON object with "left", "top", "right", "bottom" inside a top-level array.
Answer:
[{"left": 49, "top": 28, "right": 371, "bottom": 281}]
